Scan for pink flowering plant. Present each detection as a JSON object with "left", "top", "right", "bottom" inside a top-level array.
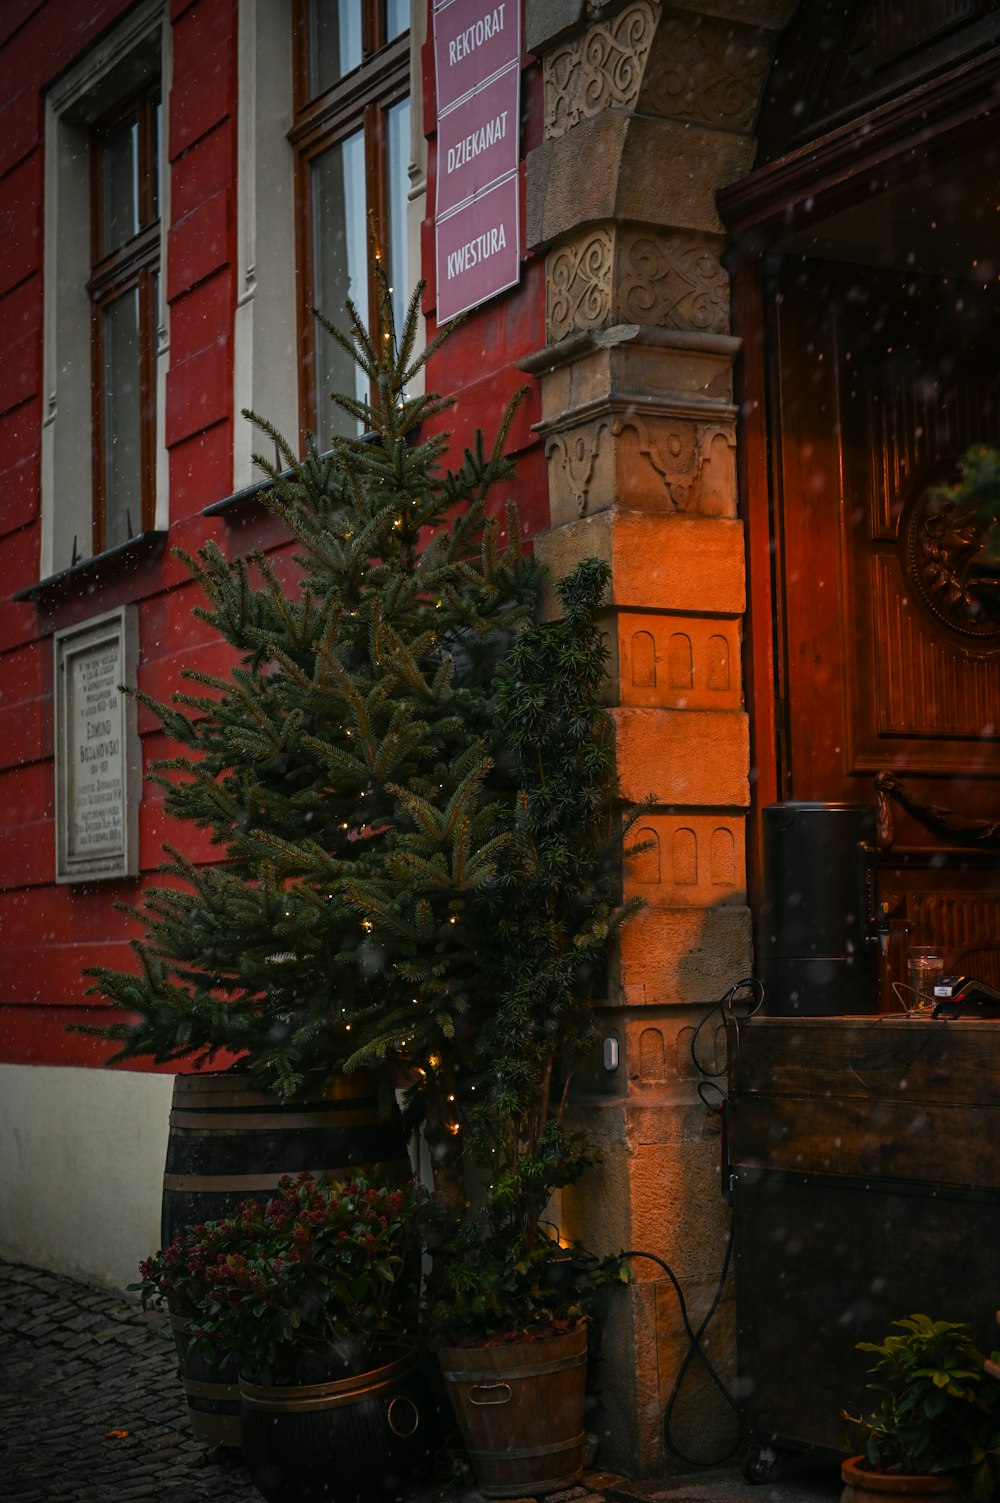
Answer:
[{"left": 132, "top": 1172, "right": 435, "bottom": 1385}]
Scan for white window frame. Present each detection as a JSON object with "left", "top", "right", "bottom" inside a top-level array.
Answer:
[
  {"left": 41, "top": 0, "right": 170, "bottom": 580},
  {"left": 232, "top": 0, "right": 299, "bottom": 491},
  {"left": 232, "top": 0, "right": 427, "bottom": 485}
]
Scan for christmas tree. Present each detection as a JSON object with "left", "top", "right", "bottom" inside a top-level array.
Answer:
[{"left": 83, "top": 259, "right": 643, "bottom": 1232}]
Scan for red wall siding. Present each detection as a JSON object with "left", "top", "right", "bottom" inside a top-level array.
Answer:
[
  {"left": 0, "top": 0, "right": 553, "bottom": 1072},
  {"left": 0, "top": 0, "right": 241, "bottom": 1069}
]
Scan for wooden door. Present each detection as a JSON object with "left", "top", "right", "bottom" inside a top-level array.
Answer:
[{"left": 769, "top": 257, "right": 1000, "bottom": 995}]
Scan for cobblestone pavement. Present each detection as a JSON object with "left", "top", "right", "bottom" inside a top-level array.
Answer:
[
  {"left": 0, "top": 1258, "right": 842, "bottom": 1503},
  {"left": 0, "top": 1260, "right": 259, "bottom": 1502}
]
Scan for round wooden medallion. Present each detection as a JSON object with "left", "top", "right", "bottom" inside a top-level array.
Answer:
[{"left": 900, "top": 470, "right": 1000, "bottom": 643}]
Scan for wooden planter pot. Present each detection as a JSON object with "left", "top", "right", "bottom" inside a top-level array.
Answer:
[
  {"left": 841, "top": 1456, "right": 963, "bottom": 1503},
  {"left": 240, "top": 1344, "right": 430, "bottom": 1503},
  {"left": 438, "top": 1324, "right": 588, "bottom": 1498},
  {"left": 160, "top": 1067, "right": 410, "bottom": 1448}
]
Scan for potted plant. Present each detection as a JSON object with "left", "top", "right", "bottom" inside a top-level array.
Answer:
[
  {"left": 432, "top": 1200, "right": 628, "bottom": 1499},
  {"left": 842, "top": 1314, "right": 1000, "bottom": 1503},
  {"left": 134, "top": 1171, "right": 437, "bottom": 1502}
]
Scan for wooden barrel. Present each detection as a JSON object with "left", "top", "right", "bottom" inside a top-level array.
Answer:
[
  {"left": 160, "top": 1068, "right": 411, "bottom": 1449},
  {"left": 240, "top": 1344, "right": 432, "bottom": 1503},
  {"left": 161, "top": 1068, "right": 411, "bottom": 1244},
  {"left": 168, "top": 1312, "right": 241, "bottom": 1448},
  {"left": 438, "top": 1324, "right": 588, "bottom": 1498}
]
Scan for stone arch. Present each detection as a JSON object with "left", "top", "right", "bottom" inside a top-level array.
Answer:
[
  {"left": 667, "top": 632, "right": 692, "bottom": 689},
  {"left": 671, "top": 826, "right": 698, "bottom": 885},
  {"left": 630, "top": 629, "right": 657, "bottom": 687},
  {"left": 706, "top": 633, "right": 730, "bottom": 691},
  {"left": 631, "top": 825, "right": 661, "bottom": 884},
  {"left": 710, "top": 826, "right": 736, "bottom": 887},
  {"left": 638, "top": 1026, "right": 666, "bottom": 1081}
]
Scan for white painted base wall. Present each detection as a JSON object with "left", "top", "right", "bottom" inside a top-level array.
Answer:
[{"left": 0, "top": 1064, "right": 175, "bottom": 1291}]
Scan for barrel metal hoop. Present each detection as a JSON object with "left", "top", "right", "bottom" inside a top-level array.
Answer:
[
  {"left": 163, "top": 1168, "right": 353, "bottom": 1192},
  {"left": 167, "top": 1109, "right": 381, "bottom": 1131},
  {"left": 441, "top": 1349, "right": 585, "bottom": 1383},
  {"left": 181, "top": 1377, "right": 240, "bottom": 1400},
  {"left": 469, "top": 1432, "right": 585, "bottom": 1462},
  {"left": 240, "top": 1350, "right": 418, "bottom": 1413},
  {"left": 241, "top": 1373, "right": 402, "bottom": 1413}
]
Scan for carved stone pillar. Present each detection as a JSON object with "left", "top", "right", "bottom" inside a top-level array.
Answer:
[{"left": 523, "top": 0, "right": 796, "bottom": 1478}]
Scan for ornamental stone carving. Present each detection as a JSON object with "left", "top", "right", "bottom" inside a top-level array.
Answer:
[
  {"left": 620, "top": 229, "right": 729, "bottom": 334},
  {"left": 545, "top": 424, "right": 604, "bottom": 518},
  {"left": 545, "top": 226, "right": 729, "bottom": 342},
  {"left": 547, "top": 230, "right": 614, "bottom": 337},
  {"left": 640, "top": 13, "right": 770, "bottom": 131},
  {"left": 544, "top": 413, "right": 736, "bottom": 523},
  {"left": 544, "top": 1, "right": 657, "bottom": 139}
]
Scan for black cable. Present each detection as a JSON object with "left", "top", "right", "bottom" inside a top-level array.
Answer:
[
  {"left": 617, "top": 978, "right": 766, "bottom": 1468},
  {"left": 690, "top": 976, "right": 764, "bottom": 1079},
  {"left": 622, "top": 1228, "right": 740, "bottom": 1467}
]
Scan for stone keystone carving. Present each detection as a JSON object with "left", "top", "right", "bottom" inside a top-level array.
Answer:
[
  {"left": 544, "top": 1, "right": 657, "bottom": 139},
  {"left": 640, "top": 13, "right": 770, "bottom": 131}
]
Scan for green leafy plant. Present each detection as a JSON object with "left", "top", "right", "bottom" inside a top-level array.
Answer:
[
  {"left": 843, "top": 1314, "right": 1000, "bottom": 1501},
  {"left": 434, "top": 1209, "right": 628, "bottom": 1345},
  {"left": 420, "top": 559, "right": 641, "bottom": 1341},
  {"left": 132, "top": 1172, "right": 436, "bottom": 1385}
]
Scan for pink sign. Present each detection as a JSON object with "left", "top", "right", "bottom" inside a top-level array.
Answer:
[
  {"left": 436, "top": 66, "right": 519, "bottom": 217},
  {"left": 434, "top": 0, "right": 522, "bottom": 323},
  {"left": 434, "top": 0, "right": 518, "bottom": 113},
  {"left": 435, "top": 174, "right": 520, "bottom": 323}
]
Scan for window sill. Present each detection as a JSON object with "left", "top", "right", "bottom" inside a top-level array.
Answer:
[
  {"left": 203, "top": 471, "right": 279, "bottom": 517},
  {"left": 13, "top": 530, "right": 169, "bottom": 605},
  {"left": 204, "top": 434, "right": 380, "bottom": 517}
]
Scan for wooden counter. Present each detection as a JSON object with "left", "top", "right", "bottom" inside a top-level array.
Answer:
[{"left": 730, "top": 1014, "right": 1000, "bottom": 1190}]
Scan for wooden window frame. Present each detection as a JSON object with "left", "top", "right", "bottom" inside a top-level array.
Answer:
[
  {"left": 289, "top": 0, "right": 409, "bottom": 440},
  {"left": 88, "top": 84, "right": 161, "bottom": 556}
]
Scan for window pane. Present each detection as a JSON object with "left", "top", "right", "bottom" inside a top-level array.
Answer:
[
  {"left": 311, "top": 128, "right": 368, "bottom": 435},
  {"left": 386, "top": 97, "right": 410, "bottom": 342},
  {"left": 386, "top": 0, "right": 408, "bottom": 41},
  {"left": 101, "top": 116, "right": 138, "bottom": 254},
  {"left": 102, "top": 289, "right": 143, "bottom": 548},
  {"left": 308, "top": 0, "right": 362, "bottom": 96}
]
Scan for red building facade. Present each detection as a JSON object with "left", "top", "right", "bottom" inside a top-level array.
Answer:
[{"left": 4, "top": 0, "right": 1000, "bottom": 1478}]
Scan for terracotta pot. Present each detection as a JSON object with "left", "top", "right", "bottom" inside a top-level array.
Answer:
[
  {"left": 841, "top": 1455, "right": 963, "bottom": 1503},
  {"left": 438, "top": 1324, "right": 588, "bottom": 1498}
]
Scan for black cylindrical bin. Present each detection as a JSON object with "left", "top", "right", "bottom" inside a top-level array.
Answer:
[{"left": 761, "top": 801, "right": 879, "bottom": 1016}]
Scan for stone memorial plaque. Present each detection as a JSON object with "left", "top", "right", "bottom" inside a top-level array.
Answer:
[{"left": 54, "top": 606, "right": 140, "bottom": 882}]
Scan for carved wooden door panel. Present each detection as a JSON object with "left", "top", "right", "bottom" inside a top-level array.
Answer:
[{"left": 769, "top": 257, "right": 1000, "bottom": 992}]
